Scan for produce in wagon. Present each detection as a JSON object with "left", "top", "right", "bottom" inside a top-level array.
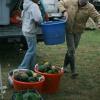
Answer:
[
  {"left": 23, "top": 91, "right": 41, "bottom": 100},
  {"left": 38, "top": 62, "right": 61, "bottom": 74},
  {"left": 14, "top": 70, "right": 43, "bottom": 82},
  {"left": 14, "top": 71, "right": 29, "bottom": 82},
  {"left": 26, "top": 70, "right": 33, "bottom": 77},
  {"left": 13, "top": 90, "right": 41, "bottom": 100}
]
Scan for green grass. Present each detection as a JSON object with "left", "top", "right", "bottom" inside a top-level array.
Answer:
[{"left": 0, "top": 30, "right": 100, "bottom": 100}]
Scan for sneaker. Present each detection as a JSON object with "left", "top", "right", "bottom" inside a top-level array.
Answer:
[{"left": 71, "top": 72, "right": 79, "bottom": 79}]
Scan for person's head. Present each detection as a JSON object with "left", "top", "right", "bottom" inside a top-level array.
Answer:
[{"left": 78, "top": 0, "right": 89, "bottom": 6}]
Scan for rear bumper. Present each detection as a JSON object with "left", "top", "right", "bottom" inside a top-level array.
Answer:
[{"left": 0, "top": 25, "right": 44, "bottom": 43}]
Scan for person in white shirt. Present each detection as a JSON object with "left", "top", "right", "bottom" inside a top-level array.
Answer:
[{"left": 18, "top": 0, "right": 43, "bottom": 69}]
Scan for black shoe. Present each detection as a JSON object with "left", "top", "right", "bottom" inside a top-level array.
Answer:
[{"left": 71, "top": 73, "right": 79, "bottom": 79}]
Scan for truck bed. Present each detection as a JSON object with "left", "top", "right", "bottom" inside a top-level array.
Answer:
[
  {"left": 0, "top": 24, "right": 43, "bottom": 43},
  {"left": 0, "top": 25, "right": 22, "bottom": 37}
]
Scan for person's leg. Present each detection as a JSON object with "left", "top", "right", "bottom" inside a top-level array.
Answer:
[
  {"left": 18, "top": 36, "right": 36, "bottom": 69},
  {"left": 69, "top": 33, "right": 82, "bottom": 78},
  {"left": 64, "top": 33, "right": 81, "bottom": 77},
  {"left": 74, "top": 33, "right": 82, "bottom": 49},
  {"left": 63, "top": 51, "right": 70, "bottom": 70},
  {"left": 29, "top": 36, "right": 37, "bottom": 70},
  {"left": 64, "top": 33, "right": 75, "bottom": 72}
]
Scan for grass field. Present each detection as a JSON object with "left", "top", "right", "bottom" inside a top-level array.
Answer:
[{"left": 0, "top": 29, "right": 100, "bottom": 100}]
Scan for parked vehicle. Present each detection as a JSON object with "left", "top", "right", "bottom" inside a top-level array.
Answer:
[
  {"left": 0, "top": 0, "right": 24, "bottom": 49},
  {"left": 0, "top": 0, "right": 61, "bottom": 50},
  {"left": 89, "top": 0, "right": 100, "bottom": 11}
]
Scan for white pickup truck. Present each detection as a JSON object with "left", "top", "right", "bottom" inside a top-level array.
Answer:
[
  {"left": 0, "top": 0, "right": 27, "bottom": 49},
  {"left": 0, "top": 0, "right": 61, "bottom": 49}
]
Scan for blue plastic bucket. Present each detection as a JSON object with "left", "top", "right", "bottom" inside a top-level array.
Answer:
[{"left": 41, "top": 20, "right": 66, "bottom": 45}]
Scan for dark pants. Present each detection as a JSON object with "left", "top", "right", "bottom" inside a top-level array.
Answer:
[{"left": 64, "top": 33, "right": 82, "bottom": 73}]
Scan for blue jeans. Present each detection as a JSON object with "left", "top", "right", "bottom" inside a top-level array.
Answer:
[{"left": 18, "top": 36, "right": 37, "bottom": 69}]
